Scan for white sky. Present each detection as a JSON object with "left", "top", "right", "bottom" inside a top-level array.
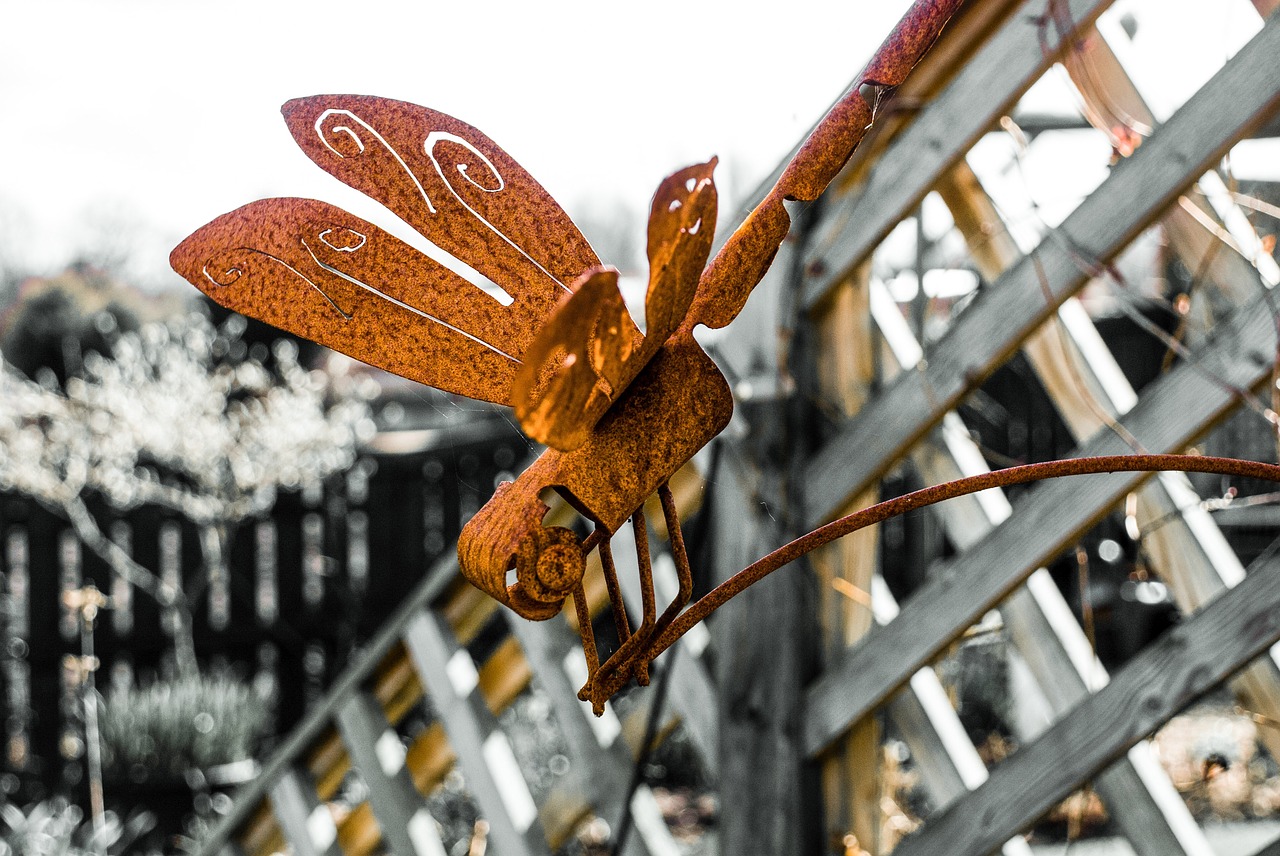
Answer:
[
  {"left": 0, "top": 0, "right": 921, "bottom": 287},
  {"left": 0, "top": 0, "right": 1274, "bottom": 291}
]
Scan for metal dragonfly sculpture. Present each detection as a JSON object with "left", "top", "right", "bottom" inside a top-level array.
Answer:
[{"left": 170, "top": 0, "right": 1280, "bottom": 712}]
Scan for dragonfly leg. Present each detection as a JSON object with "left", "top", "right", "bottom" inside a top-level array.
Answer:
[
  {"left": 571, "top": 579, "right": 599, "bottom": 701},
  {"left": 646, "top": 481, "right": 693, "bottom": 658},
  {"left": 574, "top": 533, "right": 638, "bottom": 708},
  {"left": 582, "top": 506, "right": 656, "bottom": 711},
  {"left": 599, "top": 535, "right": 633, "bottom": 650}
]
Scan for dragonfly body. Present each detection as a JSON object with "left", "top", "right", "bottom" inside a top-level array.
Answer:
[{"left": 460, "top": 329, "right": 732, "bottom": 620}]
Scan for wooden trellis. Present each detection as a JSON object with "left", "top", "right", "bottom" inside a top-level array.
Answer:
[{"left": 191, "top": 3, "right": 1280, "bottom": 855}]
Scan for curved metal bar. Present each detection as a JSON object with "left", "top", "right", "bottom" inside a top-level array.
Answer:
[{"left": 588, "top": 454, "right": 1280, "bottom": 704}]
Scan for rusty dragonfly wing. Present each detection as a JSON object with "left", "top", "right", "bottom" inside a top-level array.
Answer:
[
  {"left": 173, "top": 95, "right": 615, "bottom": 405},
  {"left": 511, "top": 159, "right": 718, "bottom": 451},
  {"left": 172, "top": 198, "right": 525, "bottom": 402}
]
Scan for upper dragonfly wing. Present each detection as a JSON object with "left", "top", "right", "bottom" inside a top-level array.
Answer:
[
  {"left": 282, "top": 95, "right": 603, "bottom": 307},
  {"left": 512, "top": 160, "right": 718, "bottom": 451},
  {"left": 171, "top": 197, "right": 520, "bottom": 404}
]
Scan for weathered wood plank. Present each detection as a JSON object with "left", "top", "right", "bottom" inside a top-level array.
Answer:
[
  {"left": 889, "top": 552, "right": 1280, "bottom": 856},
  {"left": 712, "top": 448, "right": 822, "bottom": 854},
  {"left": 800, "top": 0, "right": 1117, "bottom": 311},
  {"left": 402, "top": 610, "right": 549, "bottom": 856},
  {"left": 871, "top": 274, "right": 1210, "bottom": 856},
  {"left": 803, "top": 286, "right": 1280, "bottom": 756},
  {"left": 268, "top": 767, "right": 342, "bottom": 856},
  {"left": 336, "top": 692, "right": 447, "bottom": 856},
  {"left": 801, "top": 15, "right": 1280, "bottom": 528}
]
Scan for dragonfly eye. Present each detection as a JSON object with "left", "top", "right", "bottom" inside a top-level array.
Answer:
[{"left": 515, "top": 525, "right": 584, "bottom": 605}]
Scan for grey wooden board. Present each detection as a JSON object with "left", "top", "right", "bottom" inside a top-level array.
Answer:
[
  {"left": 1254, "top": 832, "right": 1280, "bottom": 856},
  {"left": 873, "top": 579, "right": 1034, "bottom": 856},
  {"left": 803, "top": 286, "right": 1280, "bottom": 756},
  {"left": 335, "top": 692, "right": 447, "bottom": 856},
  {"left": 873, "top": 274, "right": 1208, "bottom": 855},
  {"left": 800, "top": 0, "right": 1115, "bottom": 311},
  {"left": 268, "top": 767, "right": 343, "bottom": 856},
  {"left": 888, "top": 552, "right": 1280, "bottom": 856},
  {"left": 402, "top": 609, "right": 549, "bottom": 856},
  {"left": 801, "top": 15, "right": 1280, "bottom": 528},
  {"left": 505, "top": 609, "right": 681, "bottom": 856}
]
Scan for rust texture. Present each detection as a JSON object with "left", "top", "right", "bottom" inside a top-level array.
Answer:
[{"left": 171, "top": 0, "right": 988, "bottom": 709}]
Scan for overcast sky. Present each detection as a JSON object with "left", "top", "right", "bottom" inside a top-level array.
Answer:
[
  {"left": 0, "top": 0, "right": 924, "bottom": 287},
  {"left": 0, "top": 0, "right": 1271, "bottom": 290}
]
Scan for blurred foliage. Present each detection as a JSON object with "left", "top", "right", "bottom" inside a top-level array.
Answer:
[
  {"left": 0, "top": 264, "right": 179, "bottom": 383},
  {"left": 0, "top": 798, "right": 154, "bottom": 856},
  {"left": 98, "top": 674, "right": 268, "bottom": 785}
]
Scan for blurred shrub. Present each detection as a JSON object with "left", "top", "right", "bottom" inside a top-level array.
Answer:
[
  {"left": 0, "top": 797, "right": 153, "bottom": 856},
  {"left": 98, "top": 674, "right": 267, "bottom": 784}
]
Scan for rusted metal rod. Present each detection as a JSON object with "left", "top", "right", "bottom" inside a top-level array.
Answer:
[{"left": 587, "top": 454, "right": 1280, "bottom": 702}]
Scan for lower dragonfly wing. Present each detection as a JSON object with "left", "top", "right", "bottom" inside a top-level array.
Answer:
[
  {"left": 512, "top": 267, "right": 640, "bottom": 451},
  {"left": 171, "top": 198, "right": 524, "bottom": 405}
]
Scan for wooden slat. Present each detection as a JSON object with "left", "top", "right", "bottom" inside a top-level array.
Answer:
[
  {"left": 336, "top": 691, "right": 447, "bottom": 856},
  {"left": 802, "top": 16, "right": 1280, "bottom": 527},
  {"left": 803, "top": 285, "right": 1280, "bottom": 755},
  {"left": 402, "top": 610, "right": 549, "bottom": 856},
  {"left": 889, "top": 552, "right": 1280, "bottom": 856},
  {"left": 268, "top": 767, "right": 342, "bottom": 856},
  {"left": 867, "top": 276, "right": 1211, "bottom": 855},
  {"left": 710, "top": 446, "right": 821, "bottom": 853},
  {"left": 872, "top": 579, "right": 1034, "bottom": 856},
  {"left": 800, "top": 0, "right": 1117, "bottom": 311},
  {"left": 810, "top": 264, "right": 884, "bottom": 852}
]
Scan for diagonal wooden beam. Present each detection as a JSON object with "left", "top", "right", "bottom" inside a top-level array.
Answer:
[
  {"left": 402, "top": 611, "right": 550, "bottom": 856},
  {"left": 803, "top": 286, "right": 1279, "bottom": 756},
  {"left": 802, "top": 15, "right": 1280, "bottom": 529},
  {"left": 268, "top": 767, "right": 343, "bottom": 856},
  {"left": 867, "top": 280, "right": 1213, "bottom": 856},
  {"left": 336, "top": 692, "right": 448, "bottom": 856},
  {"left": 800, "top": 0, "right": 1117, "bottom": 312},
  {"left": 889, "top": 551, "right": 1280, "bottom": 856}
]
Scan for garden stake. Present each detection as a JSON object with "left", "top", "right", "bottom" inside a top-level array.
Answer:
[{"left": 170, "top": 0, "right": 1280, "bottom": 714}]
